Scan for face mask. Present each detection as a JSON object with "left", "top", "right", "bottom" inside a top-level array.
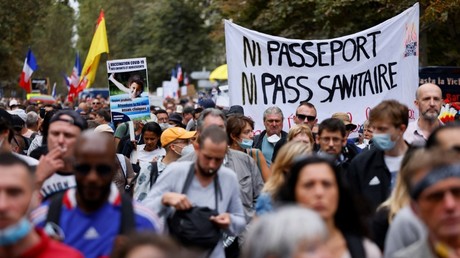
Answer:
[
  {"left": 159, "top": 123, "right": 172, "bottom": 131},
  {"left": 372, "top": 133, "right": 396, "bottom": 151},
  {"left": 239, "top": 138, "right": 253, "bottom": 149},
  {"left": 181, "top": 144, "right": 194, "bottom": 157},
  {"left": 0, "top": 217, "right": 32, "bottom": 246},
  {"left": 267, "top": 134, "right": 280, "bottom": 144}
]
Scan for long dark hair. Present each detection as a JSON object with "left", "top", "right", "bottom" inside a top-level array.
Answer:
[
  {"left": 276, "top": 155, "right": 369, "bottom": 237},
  {"left": 141, "top": 122, "right": 163, "bottom": 148}
]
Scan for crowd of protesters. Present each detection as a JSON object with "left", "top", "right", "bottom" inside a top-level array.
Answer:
[{"left": 0, "top": 82, "right": 460, "bottom": 258}]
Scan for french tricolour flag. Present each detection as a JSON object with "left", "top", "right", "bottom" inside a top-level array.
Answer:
[{"left": 19, "top": 48, "right": 38, "bottom": 93}]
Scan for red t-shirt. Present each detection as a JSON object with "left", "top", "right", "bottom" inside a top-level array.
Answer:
[{"left": 19, "top": 229, "right": 83, "bottom": 258}]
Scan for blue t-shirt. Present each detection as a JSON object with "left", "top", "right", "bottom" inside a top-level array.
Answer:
[{"left": 31, "top": 186, "right": 161, "bottom": 258}]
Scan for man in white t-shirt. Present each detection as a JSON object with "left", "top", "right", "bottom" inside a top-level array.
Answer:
[
  {"left": 35, "top": 110, "right": 87, "bottom": 200},
  {"left": 347, "top": 100, "right": 410, "bottom": 211}
]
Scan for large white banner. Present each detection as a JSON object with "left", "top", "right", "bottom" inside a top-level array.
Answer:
[{"left": 225, "top": 3, "right": 419, "bottom": 133}]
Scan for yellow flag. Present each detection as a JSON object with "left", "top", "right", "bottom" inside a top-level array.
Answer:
[{"left": 77, "top": 10, "right": 109, "bottom": 92}]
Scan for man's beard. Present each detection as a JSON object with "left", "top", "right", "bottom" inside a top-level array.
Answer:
[
  {"left": 422, "top": 109, "right": 440, "bottom": 121},
  {"left": 197, "top": 162, "right": 218, "bottom": 178}
]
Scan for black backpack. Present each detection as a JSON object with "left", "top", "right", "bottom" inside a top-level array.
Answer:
[
  {"left": 45, "top": 191, "right": 136, "bottom": 236},
  {"left": 167, "top": 164, "right": 222, "bottom": 250}
]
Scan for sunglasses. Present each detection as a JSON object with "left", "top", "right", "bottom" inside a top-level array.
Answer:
[
  {"left": 74, "top": 164, "right": 112, "bottom": 176},
  {"left": 92, "top": 102, "right": 101, "bottom": 105},
  {"left": 296, "top": 114, "right": 316, "bottom": 122}
]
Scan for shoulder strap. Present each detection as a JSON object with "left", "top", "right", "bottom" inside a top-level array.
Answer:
[
  {"left": 119, "top": 193, "right": 136, "bottom": 235},
  {"left": 181, "top": 163, "right": 196, "bottom": 194},
  {"left": 181, "top": 163, "right": 221, "bottom": 210},
  {"left": 344, "top": 234, "right": 366, "bottom": 258},
  {"left": 149, "top": 161, "right": 159, "bottom": 188},
  {"left": 254, "top": 149, "right": 261, "bottom": 169},
  {"left": 116, "top": 154, "right": 128, "bottom": 178},
  {"left": 45, "top": 192, "right": 65, "bottom": 226}
]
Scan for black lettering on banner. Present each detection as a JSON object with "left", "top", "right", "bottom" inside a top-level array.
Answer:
[
  {"left": 244, "top": 36, "right": 262, "bottom": 67},
  {"left": 301, "top": 42, "right": 317, "bottom": 67},
  {"left": 318, "top": 62, "right": 398, "bottom": 102},
  {"left": 284, "top": 76, "right": 298, "bottom": 103},
  {"left": 288, "top": 43, "right": 305, "bottom": 67},
  {"left": 330, "top": 40, "right": 343, "bottom": 66},
  {"left": 297, "top": 76, "right": 313, "bottom": 102},
  {"left": 342, "top": 39, "right": 357, "bottom": 62},
  {"left": 267, "top": 41, "right": 279, "bottom": 66},
  {"left": 262, "top": 73, "right": 313, "bottom": 104},
  {"left": 367, "top": 31, "right": 381, "bottom": 57},
  {"left": 242, "top": 72, "right": 257, "bottom": 105},
  {"left": 317, "top": 42, "right": 329, "bottom": 66},
  {"left": 356, "top": 36, "right": 370, "bottom": 61}
]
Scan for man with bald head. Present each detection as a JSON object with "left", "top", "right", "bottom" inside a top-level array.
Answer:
[
  {"left": 31, "top": 131, "right": 160, "bottom": 258},
  {"left": 404, "top": 83, "right": 443, "bottom": 145}
]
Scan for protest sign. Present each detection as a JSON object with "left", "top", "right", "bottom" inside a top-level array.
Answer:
[
  {"left": 107, "top": 57, "right": 151, "bottom": 124},
  {"left": 225, "top": 3, "right": 419, "bottom": 133}
]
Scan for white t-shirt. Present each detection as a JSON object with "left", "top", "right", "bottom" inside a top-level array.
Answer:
[
  {"left": 384, "top": 154, "right": 404, "bottom": 190},
  {"left": 132, "top": 145, "right": 165, "bottom": 163}
]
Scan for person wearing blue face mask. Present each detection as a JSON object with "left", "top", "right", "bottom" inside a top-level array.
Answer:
[
  {"left": 227, "top": 115, "right": 271, "bottom": 182},
  {"left": 347, "top": 100, "right": 411, "bottom": 213},
  {"left": 0, "top": 152, "right": 83, "bottom": 257}
]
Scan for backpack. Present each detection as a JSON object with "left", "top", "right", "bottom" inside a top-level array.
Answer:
[
  {"left": 45, "top": 191, "right": 136, "bottom": 237},
  {"left": 167, "top": 163, "right": 222, "bottom": 251}
]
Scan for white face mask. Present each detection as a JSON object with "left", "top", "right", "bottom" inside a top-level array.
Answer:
[
  {"left": 267, "top": 134, "right": 280, "bottom": 144},
  {"left": 181, "top": 144, "right": 194, "bottom": 157}
]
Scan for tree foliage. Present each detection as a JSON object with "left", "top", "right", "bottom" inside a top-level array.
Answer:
[{"left": 78, "top": 0, "right": 215, "bottom": 91}]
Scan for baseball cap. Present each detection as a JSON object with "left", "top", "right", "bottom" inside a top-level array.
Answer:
[
  {"left": 161, "top": 127, "right": 196, "bottom": 146},
  {"left": 50, "top": 110, "right": 87, "bottom": 131},
  {"left": 9, "top": 99, "right": 18, "bottom": 107},
  {"left": 198, "top": 98, "right": 216, "bottom": 109},
  {"left": 169, "top": 113, "right": 183, "bottom": 125},
  {"left": 94, "top": 124, "right": 114, "bottom": 134},
  {"left": 331, "top": 112, "right": 357, "bottom": 131},
  {"left": 8, "top": 109, "right": 27, "bottom": 123},
  {"left": 226, "top": 105, "right": 244, "bottom": 117}
]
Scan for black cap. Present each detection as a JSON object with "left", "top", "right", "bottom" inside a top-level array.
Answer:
[
  {"left": 169, "top": 113, "right": 184, "bottom": 126},
  {"left": 227, "top": 105, "right": 244, "bottom": 117},
  {"left": 49, "top": 110, "right": 88, "bottom": 131}
]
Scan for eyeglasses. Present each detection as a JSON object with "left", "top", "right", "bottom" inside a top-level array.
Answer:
[
  {"left": 319, "top": 137, "right": 343, "bottom": 144},
  {"left": 74, "top": 164, "right": 112, "bottom": 176},
  {"left": 296, "top": 114, "right": 316, "bottom": 122},
  {"left": 92, "top": 102, "right": 101, "bottom": 105}
]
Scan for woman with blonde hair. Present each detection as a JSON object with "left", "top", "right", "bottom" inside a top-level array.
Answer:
[
  {"left": 271, "top": 124, "right": 314, "bottom": 162},
  {"left": 287, "top": 124, "right": 315, "bottom": 145},
  {"left": 255, "top": 141, "right": 313, "bottom": 215}
]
